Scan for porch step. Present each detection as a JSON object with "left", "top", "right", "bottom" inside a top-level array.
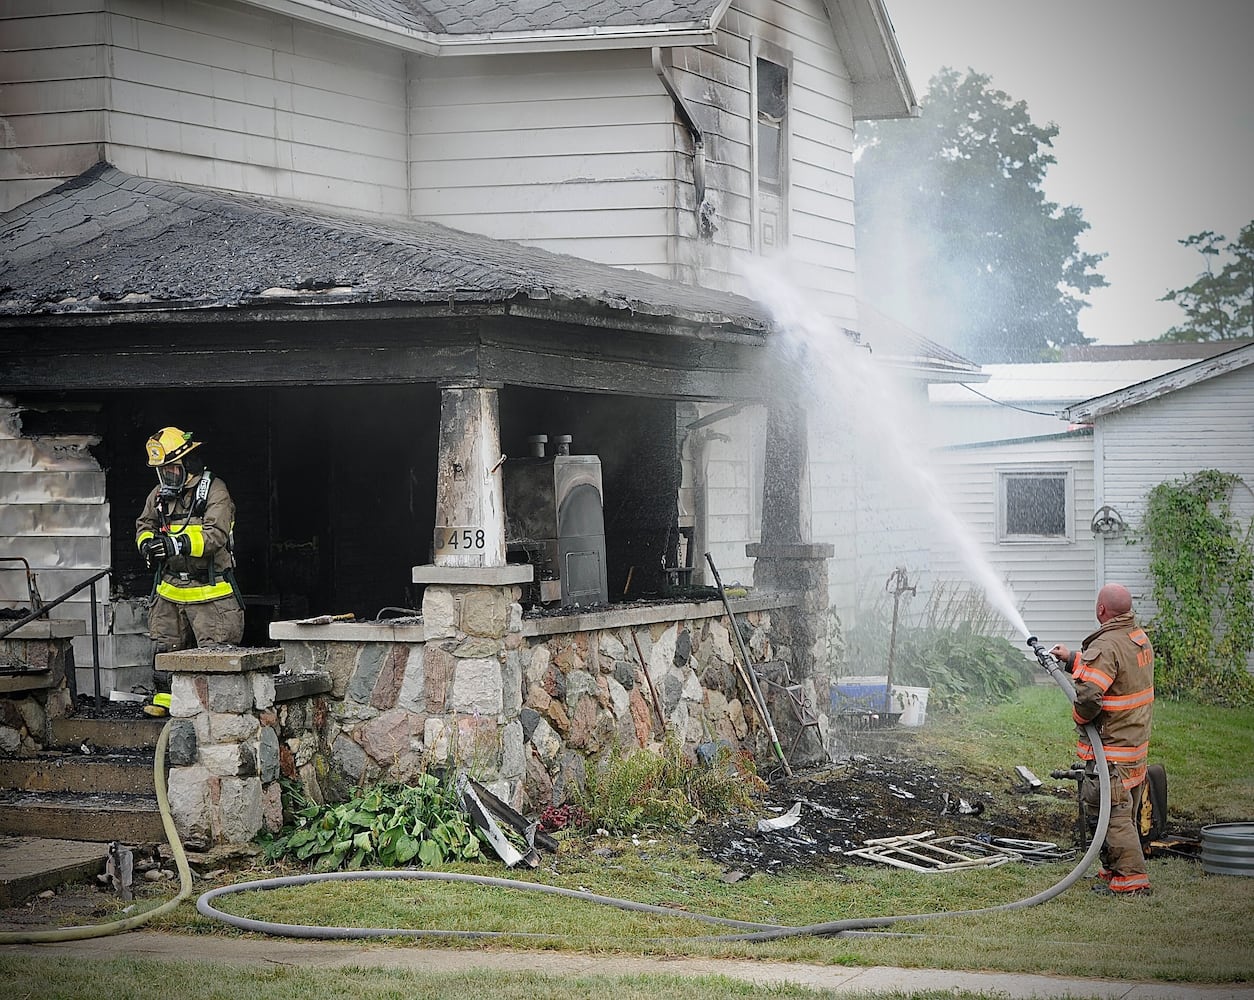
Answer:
[
  {"left": 0, "top": 789, "right": 165, "bottom": 843},
  {"left": 0, "top": 749, "right": 156, "bottom": 796},
  {"left": 0, "top": 836, "right": 109, "bottom": 908},
  {"left": 49, "top": 714, "right": 166, "bottom": 751}
]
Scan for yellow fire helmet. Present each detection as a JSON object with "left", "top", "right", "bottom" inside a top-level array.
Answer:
[{"left": 145, "top": 426, "right": 201, "bottom": 467}]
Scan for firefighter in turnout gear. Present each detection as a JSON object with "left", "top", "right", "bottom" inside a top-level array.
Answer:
[
  {"left": 1050, "top": 583, "right": 1155, "bottom": 896},
  {"left": 135, "top": 427, "right": 244, "bottom": 714}
]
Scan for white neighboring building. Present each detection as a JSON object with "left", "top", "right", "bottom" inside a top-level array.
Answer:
[
  {"left": 924, "top": 347, "right": 1252, "bottom": 650},
  {"left": 1061, "top": 344, "right": 1254, "bottom": 673}
]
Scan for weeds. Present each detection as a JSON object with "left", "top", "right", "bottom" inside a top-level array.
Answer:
[
  {"left": 577, "top": 736, "right": 765, "bottom": 833},
  {"left": 842, "top": 580, "right": 1033, "bottom": 710}
]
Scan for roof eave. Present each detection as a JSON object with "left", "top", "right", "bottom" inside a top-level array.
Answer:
[
  {"left": 0, "top": 295, "right": 771, "bottom": 343},
  {"left": 832, "top": 0, "right": 920, "bottom": 121},
  {"left": 237, "top": 0, "right": 719, "bottom": 55},
  {"left": 1060, "top": 344, "right": 1254, "bottom": 422}
]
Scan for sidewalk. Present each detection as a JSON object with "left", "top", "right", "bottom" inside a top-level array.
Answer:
[{"left": 4, "top": 931, "right": 1251, "bottom": 999}]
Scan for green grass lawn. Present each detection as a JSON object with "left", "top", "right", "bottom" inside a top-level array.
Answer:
[{"left": 6, "top": 686, "right": 1253, "bottom": 996}]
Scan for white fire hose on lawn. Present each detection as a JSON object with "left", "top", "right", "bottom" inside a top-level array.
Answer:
[
  {"left": 0, "top": 722, "right": 194, "bottom": 945},
  {"left": 4, "top": 647, "right": 1111, "bottom": 944}
]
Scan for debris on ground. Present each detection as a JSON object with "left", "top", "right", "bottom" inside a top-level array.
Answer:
[
  {"left": 844, "top": 831, "right": 1021, "bottom": 871},
  {"left": 695, "top": 743, "right": 1076, "bottom": 875}
]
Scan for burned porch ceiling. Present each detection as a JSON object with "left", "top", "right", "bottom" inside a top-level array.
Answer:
[{"left": 0, "top": 164, "right": 773, "bottom": 399}]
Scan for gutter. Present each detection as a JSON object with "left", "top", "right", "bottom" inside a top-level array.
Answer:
[{"left": 652, "top": 48, "right": 709, "bottom": 239}]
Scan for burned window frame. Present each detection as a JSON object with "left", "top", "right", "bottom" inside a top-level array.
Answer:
[
  {"left": 996, "top": 468, "right": 1073, "bottom": 543},
  {"left": 750, "top": 39, "right": 792, "bottom": 252}
]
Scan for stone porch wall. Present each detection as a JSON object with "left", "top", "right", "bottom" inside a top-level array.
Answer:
[{"left": 272, "top": 594, "right": 821, "bottom": 816}]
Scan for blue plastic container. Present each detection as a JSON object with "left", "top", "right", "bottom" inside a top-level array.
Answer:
[{"left": 831, "top": 675, "right": 892, "bottom": 714}]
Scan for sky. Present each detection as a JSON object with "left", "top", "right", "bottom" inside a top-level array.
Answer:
[{"left": 880, "top": 0, "right": 1254, "bottom": 345}]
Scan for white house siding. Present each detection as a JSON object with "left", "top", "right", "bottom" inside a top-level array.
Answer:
[
  {"left": 0, "top": 1, "right": 109, "bottom": 212},
  {"left": 1092, "top": 366, "right": 1254, "bottom": 670},
  {"left": 407, "top": 48, "right": 679, "bottom": 273},
  {"left": 406, "top": 0, "right": 858, "bottom": 322},
  {"left": 930, "top": 433, "right": 1097, "bottom": 648},
  {"left": 682, "top": 0, "right": 859, "bottom": 324},
  {"left": 1, "top": 0, "right": 411, "bottom": 217}
]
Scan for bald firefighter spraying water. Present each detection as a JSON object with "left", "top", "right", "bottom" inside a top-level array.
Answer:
[
  {"left": 135, "top": 427, "right": 244, "bottom": 715},
  {"left": 1045, "top": 583, "right": 1155, "bottom": 896}
]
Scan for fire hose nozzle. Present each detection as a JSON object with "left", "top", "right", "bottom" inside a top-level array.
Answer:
[{"left": 1026, "top": 635, "right": 1055, "bottom": 670}]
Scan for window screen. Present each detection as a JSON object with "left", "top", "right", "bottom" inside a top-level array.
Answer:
[{"left": 1002, "top": 473, "right": 1067, "bottom": 537}]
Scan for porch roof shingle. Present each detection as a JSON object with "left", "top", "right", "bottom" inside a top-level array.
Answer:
[{"left": 0, "top": 163, "right": 771, "bottom": 336}]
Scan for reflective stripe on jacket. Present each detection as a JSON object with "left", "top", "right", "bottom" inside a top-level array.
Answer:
[{"left": 135, "top": 473, "right": 237, "bottom": 605}]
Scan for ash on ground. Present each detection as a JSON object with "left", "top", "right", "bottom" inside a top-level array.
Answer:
[{"left": 695, "top": 728, "right": 1075, "bottom": 875}]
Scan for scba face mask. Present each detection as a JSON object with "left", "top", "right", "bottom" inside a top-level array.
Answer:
[{"left": 156, "top": 462, "right": 186, "bottom": 494}]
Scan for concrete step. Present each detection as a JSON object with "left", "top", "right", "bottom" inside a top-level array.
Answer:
[
  {"left": 0, "top": 749, "right": 156, "bottom": 796},
  {"left": 50, "top": 714, "right": 166, "bottom": 751},
  {"left": 0, "top": 790, "right": 165, "bottom": 844},
  {"left": 0, "top": 836, "right": 109, "bottom": 907}
]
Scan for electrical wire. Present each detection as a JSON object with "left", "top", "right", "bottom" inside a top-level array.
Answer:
[{"left": 954, "top": 382, "right": 1061, "bottom": 417}]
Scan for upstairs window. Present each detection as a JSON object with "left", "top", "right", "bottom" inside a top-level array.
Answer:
[
  {"left": 756, "top": 58, "right": 788, "bottom": 193},
  {"left": 752, "top": 46, "right": 791, "bottom": 251}
]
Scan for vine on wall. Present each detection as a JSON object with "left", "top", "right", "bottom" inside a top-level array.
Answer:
[{"left": 1141, "top": 469, "right": 1254, "bottom": 705}]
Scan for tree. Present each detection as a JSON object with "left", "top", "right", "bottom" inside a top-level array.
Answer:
[
  {"left": 855, "top": 68, "right": 1106, "bottom": 363},
  {"left": 1156, "top": 222, "right": 1254, "bottom": 342}
]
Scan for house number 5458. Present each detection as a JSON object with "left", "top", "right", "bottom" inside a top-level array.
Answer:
[{"left": 433, "top": 526, "right": 486, "bottom": 555}]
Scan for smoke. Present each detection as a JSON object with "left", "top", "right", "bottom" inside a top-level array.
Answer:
[{"left": 739, "top": 253, "right": 1030, "bottom": 639}]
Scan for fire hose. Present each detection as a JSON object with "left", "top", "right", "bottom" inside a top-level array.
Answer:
[
  {"left": 0, "top": 722, "right": 194, "bottom": 945},
  {"left": 6, "top": 638, "right": 1113, "bottom": 944}
]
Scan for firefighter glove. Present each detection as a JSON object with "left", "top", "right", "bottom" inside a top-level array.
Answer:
[
  {"left": 140, "top": 537, "right": 167, "bottom": 565},
  {"left": 142, "top": 534, "right": 189, "bottom": 564}
]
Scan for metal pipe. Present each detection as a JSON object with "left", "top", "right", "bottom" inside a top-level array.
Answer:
[
  {"left": 89, "top": 577, "right": 102, "bottom": 706},
  {"left": 652, "top": 47, "right": 706, "bottom": 217}
]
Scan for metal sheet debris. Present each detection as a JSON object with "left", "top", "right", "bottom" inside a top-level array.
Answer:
[{"left": 756, "top": 802, "right": 802, "bottom": 833}]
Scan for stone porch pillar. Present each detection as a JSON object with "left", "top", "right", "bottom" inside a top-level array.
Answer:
[
  {"left": 0, "top": 620, "right": 83, "bottom": 754},
  {"left": 162, "top": 646, "right": 286, "bottom": 846},
  {"left": 748, "top": 399, "right": 833, "bottom": 764},
  {"left": 412, "top": 383, "right": 530, "bottom": 804}
]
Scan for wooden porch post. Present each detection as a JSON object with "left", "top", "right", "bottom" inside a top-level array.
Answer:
[
  {"left": 433, "top": 384, "right": 507, "bottom": 567},
  {"left": 747, "top": 398, "right": 833, "bottom": 765},
  {"left": 760, "top": 398, "right": 812, "bottom": 545}
]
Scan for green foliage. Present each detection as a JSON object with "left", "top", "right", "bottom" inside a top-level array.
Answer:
[
  {"left": 1141, "top": 469, "right": 1254, "bottom": 705},
  {"left": 843, "top": 580, "right": 1033, "bottom": 712},
  {"left": 1156, "top": 222, "right": 1254, "bottom": 342},
  {"left": 855, "top": 67, "right": 1106, "bottom": 362},
  {"left": 262, "top": 772, "right": 484, "bottom": 871},
  {"left": 893, "top": 622, "right": 1034, "bottom": 712},
  {"left": 577, "top": 736, "right": 765, "bottom": 834}
]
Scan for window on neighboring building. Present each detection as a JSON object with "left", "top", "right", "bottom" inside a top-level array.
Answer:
[
  {"left": 752, "top": 47, "right": 790, "bottom": 251},
  {"left": 998, "top": 470, "right": 1071, "bottom": 541}
]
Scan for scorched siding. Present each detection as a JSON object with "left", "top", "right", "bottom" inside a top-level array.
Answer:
[{"left": 0, "top": 3, "right": 109, "bottom": 212}]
